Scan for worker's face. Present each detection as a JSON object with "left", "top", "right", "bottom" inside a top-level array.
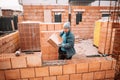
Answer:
[{"left": 63, "top": 28, "right": 69, "bottom": 33}]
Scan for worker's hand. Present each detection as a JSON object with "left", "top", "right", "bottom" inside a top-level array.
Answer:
[
  {"left": 57, "top": 43, "right": 65, "bottom": 47},
  {"left": 61, "top": 43, "right": 65, "bottom": 47}
]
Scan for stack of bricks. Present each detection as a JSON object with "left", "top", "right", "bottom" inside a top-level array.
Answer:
[
  {"left": 40, "top": 23, "right": 63, "bottom": 60},
  {"left": 110, "top": 28, "right": 120, "bottom": 55},
  {"left": 98, "top": 22, "right": 120, "bottom": 54},
  {"left": 0, "top": 31, "right": 20, "bottom": 54},
  {"left": 0, "top": 53, "right": 116, "bottom": 80},
  {"left": 18, "top": 21, "right": 41, "bottom": 51}
]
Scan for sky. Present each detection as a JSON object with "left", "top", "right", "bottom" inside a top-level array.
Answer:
[
  {"left": 22, "top": 0, "right": 69, "bottom": 5},
  {"left": 0, "top": 0, "right": 23, "bottom": 11},
  {"left": 0, "top": 0, "right": 117, "bottom": 11}
]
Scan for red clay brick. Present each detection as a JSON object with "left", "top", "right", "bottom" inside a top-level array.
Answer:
[
  {"left": 0, "top": 71, "right": 5, "bottom": 80},
  {"left": 94, "top": 71, "right": 105, "bottom": 79},
  {"left": 57, "top": 75, "right": 69, "bottom": 80},
  {"left": 54, "top": 23, "right": 62, "bottom": 30},
  {"left": 48, "top": 32, "right": 62, "bottom": 48},
  {"left": 82, "top": 72, "right": 94, "bottom": 80},
  {"left": 70, "top": 74, "right": 82, "bottom": 80},
  {"left": 11, "top": 56, "right": 27, "bottom": 68},
  {"left": 40, "top": 24, "right": 48, "bottom": 31},
  {"left": 49, "top": 65, "right": 62, "bottom": 76},
  {"left": 27, "top": 54, "right": 42, "bottom": 67},
  {"left": 104, "top": 79, "right": 115, "bottom": 80},
  {"left": 35, "top": 67, "right": 49, "bottom": 77},
  {"left": 89, "top": 62, "right": 101, "bottom": 72},
  {"left": 29, "top": 78, "right": 43, "bottom": 80},
  {"left": 5, "top": 69, "right": 20, "bottom": 80},
  {"left": 112, "top": 59, "right": 116, "bottom": 69},
  {"left": 0, "top": 58, "right": 11, "bottom": 69},
  {"left": 76, "top": 63, "right": 88, "bottom": 73},
  {"left": 47, "top": 24, "right": 55, "bottom": 31},
  {"left": 43, "top": 76, "right": 56, "bottom": 80},
  {"left": 20, "top": 68, "right": 35, "bottom": 78},
  {"left": 101, "top": 61, "right": 112, "bottom": 70},
  {"left": 63, "top": 64, "right": 76, "bottom": 74},
  {"left": 20, "top": 79, "right": 29, "bottom": 80},
  {"left": 105, "top": 70, "right": 115, "bottom": 79}
]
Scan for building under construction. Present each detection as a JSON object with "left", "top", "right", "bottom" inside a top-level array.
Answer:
[{"left": 0, "top": 0, "right": 120, "bottom": 80}]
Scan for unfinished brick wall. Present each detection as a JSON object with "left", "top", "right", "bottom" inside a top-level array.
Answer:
[
  {"left": 94, "top": 21, "right": 120, "bottom": 79},
  {"left": 0, "top": 31, "right": 20, "bottom": 54},
  {"left": 0, "top": 53, "right": 116, "bottom": 80},
  {"left": 18, "top": 22, "right": 41, "bottom": 51},
  {"left": 19, "top": 5, "right": 68, "bottom": 23},
  {"left": 110, "top": 28, "right": 120, "bottom": 79},
  {"left": 18, "top": 5, "right": 112, "bottom": 39},
  {"left": 40, "top": 23, "right": 63, "bottom": 60},
  {"left": 40, "top": 31, "right": 59, "bottom": 60},
  {"left": 23, "top": 6, "right": 44, "bottom": 21},
  {"left": 71, "top": 6, "right": 102, "bottom": 39},
  {"left": 18, "top": 22, "right": 62, "bottom": 59},
  {"left": 40, "top": 23, "right": 63, "bottom": 31}
]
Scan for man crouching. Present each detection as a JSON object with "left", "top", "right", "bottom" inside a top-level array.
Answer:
[{"left": 58, "top": 22, "right": 76, "bottom": 60}]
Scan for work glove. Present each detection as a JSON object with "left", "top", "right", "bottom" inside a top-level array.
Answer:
[
  {"left": 57, "top": 43, "right": 65, "bottom": 47},
  {"left": 57, "top": 44, "right": 62, "bottom": 47}
]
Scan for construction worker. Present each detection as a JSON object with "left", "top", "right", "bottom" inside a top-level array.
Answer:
[{"left": 58, "top": 22, "right": 76, "bottom": 60}]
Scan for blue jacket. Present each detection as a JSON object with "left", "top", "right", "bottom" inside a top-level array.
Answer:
[{"left": 59, "top": 31, "right": 76, "bottom": 58}]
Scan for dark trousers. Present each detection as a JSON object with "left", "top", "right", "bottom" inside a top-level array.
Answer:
[{"left": 59, "top": 48, "right": 72, "bottom": 60}]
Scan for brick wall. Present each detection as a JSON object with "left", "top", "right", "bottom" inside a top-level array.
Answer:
[
  {"left": 0, "top": 53, "right": 116, "bottom": 80},
  {"left": 18, "top": 22, "right": 41, "bottom": 51},
  {"left": 40, "top": 23, "right": 63, "bottom": 60},
  {"left": 110, "top": 28, "right": 120, "bottom": 79},
  {"left": 18, "top": 6, "right": 112, "bottom": 39},
  {"left": 0, "top": 31, "right": 20, "bottom": 54},
  {"left": 71, "top": 6, "right": 102, "bottom": 39},
  {"left": 23, "top": 6, "right": 44, "bottom": 21},
  {"left": 20, "top": 5, "right": 68, "bottom": 23},
  {"left": 18, "top": 22, "right": 62, "bottom": 57},
  {"left": 40, "top": 31, "right": 59, "bottom": 60},
  {"left": 95, "top": 21, "right": 120, "bottom": 79}
]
